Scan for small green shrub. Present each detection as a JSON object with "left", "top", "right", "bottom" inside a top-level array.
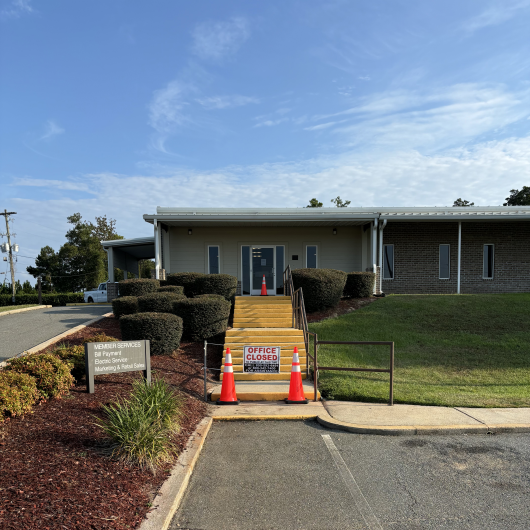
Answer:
[
  {"left": 291, "top": 268, "right": 347, "bottom": 313},
  {"left": 6, "top": 353, "right": 74, "bottom": 400},
  {"left": 118, "top": 279, "right": 160, "bottom": 297},
  {"left": 94, "top": 378, "right": 183, "bottom": 471},
  {"left": 194, "top": 294, "right": 226, "bottom": 300},
  {"left": 194, "top": 274, "right": 237, "bottom": 301},
  {"left": 83, "top": 334, "right": 119, "bottom": 344},
  {"left": 120, "top": 312, "right": 183, "bottom": 355},
  {"left": 52, "top": 344, "right": 85, "bottom": 380},
  {"left": 157, "top": 285, "right": 185, "bottom": 295},
  {"left": 0, "top": 371, "right": 39, "bottom": 423},
  {"left": 173, "top": 297, "right": 231, "bottom": 341},
  {"left": 165, "top": 272, "right": 205, "bottom": 297},
  {"left": 138, "top": 293, "right": 186, "bottom": 313},
  {"left": 343, "top": 272, "right": 375, "bottom": 298},
  {"left": 112, "top": 296, "right": 139, "bottom": 318}
]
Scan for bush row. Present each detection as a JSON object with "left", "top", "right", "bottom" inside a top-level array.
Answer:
[
  {"left": 166, "top": 273, "right": 237, "bottom": 300},
  {"left": 0, "top": 292, "right": 85, "bottom": 307},
  {"left": 343, "top": 272, "right": 376, "bottom": 299}
]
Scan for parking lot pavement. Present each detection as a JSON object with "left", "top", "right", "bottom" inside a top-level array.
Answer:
[
  {"left": 171, "top": 421, "right": 530, "bottom": 529},
  {"left": 0, "top": 305, "right": 110, "bottom": 362}
]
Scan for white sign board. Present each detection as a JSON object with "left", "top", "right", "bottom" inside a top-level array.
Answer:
[{"left": 243, "top": 346, "right": 281, "bottom": 373}]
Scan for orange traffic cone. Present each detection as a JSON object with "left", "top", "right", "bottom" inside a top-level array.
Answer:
[
  {"left": 285, "top": 347, "right": 308, "bottom": 404},
  {"left": 260, "top": 274, "right": 268, "bottom": 296},
  {"left": 216, "top": 348, "right": 240, "bottom": 405}
]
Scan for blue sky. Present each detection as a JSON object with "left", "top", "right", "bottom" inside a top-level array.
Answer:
[{"left": 1, "top": 0, "right": 530, "bottom": 282}]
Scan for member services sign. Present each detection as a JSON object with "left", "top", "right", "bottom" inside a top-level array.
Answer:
[{"left": 243, "top": 346, "right": 280, "bottom": 373}]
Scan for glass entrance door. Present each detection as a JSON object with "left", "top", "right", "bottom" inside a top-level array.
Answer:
[{"left": 251, "top": 246, "right": 276, "bottom": 295}]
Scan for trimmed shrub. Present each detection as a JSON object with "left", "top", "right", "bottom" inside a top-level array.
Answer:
[
  {"left": 0, "top": 371, "right": 39, "bottom": 423},
  {"left": 194, "top": 274, "right": 237, "bottom": 301},
  {"left": 165, "top": 272, "right": 205, "bottom": 297},
  {"left": 0, "top": 292, "right": 84, "bottom": 307},
  {"left": 344, "top": 272, "right": 375, "bottom": 298},
  {"left": 83, "top": 334, "right": 119, "bottom": 344},
  {"left": 52, "top": 344, "right": 85, "bottom": 380},
  {"left": 291, "top": 268, "right": 347, "bottom": 313},
  {"left": 120, "top": 312, "right": 183, "bottom": 355},
  {"left": 118, "top": 279, "right": 160, "bottom": 298},
  {"left": 157, "top": 285, "right": 185, "bottom": 295},
  {"left": 112, "top": 296, "right": 139, "bottom": 318},
  {"left": 6, "top": 353, "right": 74, "bottom": 400},
  {"left": 194, "top": 294, "right": 226, "bottom": 301},
  {"left": 138, "top": 293, "right": 186, "bottom": 313},
  {"left": 173, "top": 297, "right": 231, "bottom": 341}
]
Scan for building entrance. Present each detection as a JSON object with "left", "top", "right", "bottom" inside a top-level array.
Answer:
[{"left": 241, "top": 245, "right": 285, "bottom": 295}]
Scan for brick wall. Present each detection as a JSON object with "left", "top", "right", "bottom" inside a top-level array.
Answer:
[{"left": 381, "top": 221, "right": 530, "bottom": 294}]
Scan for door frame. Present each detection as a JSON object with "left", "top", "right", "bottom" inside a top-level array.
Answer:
[{"left": 250, "top": 245, "right": 276, "bottom": 296}]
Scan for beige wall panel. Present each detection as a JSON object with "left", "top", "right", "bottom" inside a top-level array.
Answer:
[{"left": 168, "top": 226, "right": 363, "bottom": 276}]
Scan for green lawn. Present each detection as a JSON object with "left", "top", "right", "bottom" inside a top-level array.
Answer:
[
  {"left": 309, "top": 294, "right": 530, "bottom": 408},
  {"left": 0, "top": 304, "right": 38, "bottom": 313}
]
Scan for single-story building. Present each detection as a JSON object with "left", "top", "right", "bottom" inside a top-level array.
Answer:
[{"left": 102, "top": 206, "right": 530, "bottom": 295}]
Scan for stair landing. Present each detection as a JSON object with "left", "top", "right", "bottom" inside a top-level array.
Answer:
[{"left": 210, "top": 380, "right": 320, "bottom": 402}]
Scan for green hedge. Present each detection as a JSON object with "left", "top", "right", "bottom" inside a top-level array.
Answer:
[
  {"left": 165, "top": 272, "right": 205, "bottom": 297},
  {"left": 6, "top": 353, "right": 74, "bottom": 400},
  {"left": 138, "top": 293, "right": 186, "bottom": 313},
  {"left": 343, "top": 272, "right": 375, "bottom": 298},
  {"left": 173, "top": 297, "right": 231, "bottom": 342},
  {"left": 118, "top": 279, "right": 160, "bottom": 297},
  {"left": 120, "top": 312, "right": 183, "bottom": 355},
  {"left": 157, "top": 285, "right": 185, "bottom": 295},
  {"left": 0, "top": 371, "right": 40, "bottom": 423},
  {"left": 194, "top": 274, "right": 237, "bottom": 301},
  {"left": 194, "top": 294, "right": 226, "bottom": 301},
  {"left": 0, "top": 293, "right": 84, "bottom": 307},
  {"left": 291, "top": 268, "right": 347, "bottom": 313},
  {"left": 112, "top": 296, "right": 139, "bottom": 319}
]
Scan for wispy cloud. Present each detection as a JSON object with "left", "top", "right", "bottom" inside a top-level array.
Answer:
[
  {"left": 40, "top": 120, "right": 64, "bottom": 141},
  {"left": 461, "top": 0, "right": 530, "bottom": 33},
  {"left": 13, "top": 177, "right": 93, "bottom": 192},
  {"left": 304, "top": 120, "right": 348, "bottom": 131},
  {"left": 191, "top": 17, "right": 250, "bottom": 61},
  {"left": 253, "top": 118, "right": 289, "bottom": 128},
  {"left": 1, "top": 0, "right": 33, "bottom": 19},
  {"left": 148, "top": 79, "right": 194, "bottom": 135},
  {"left": 196, "top": 94, "right": 259, "bottom": 110}
]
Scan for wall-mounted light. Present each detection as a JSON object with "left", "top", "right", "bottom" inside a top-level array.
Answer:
[
  {"left": 332, "top": 228, "right": 337, "bottom": 235},
  {"left": 188, "top": 228, "right": 192, "bottom": 235}
]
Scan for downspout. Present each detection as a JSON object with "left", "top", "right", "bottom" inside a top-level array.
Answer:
[
  {"left": 378, "top": 219, "right": 387, "bottom": 294},
  {"left": 457, "top": 222, "right": 461, "bottom": 294},
  {"left": 372, "top": 218, "right": 379, "bottom": 294},
  {"left": 154, "top": 218, "right": 160, "bottom": 280}
]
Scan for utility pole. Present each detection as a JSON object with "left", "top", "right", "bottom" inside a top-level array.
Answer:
[{"left": 1, "top": 210, "right": 17, "bottom": 303}]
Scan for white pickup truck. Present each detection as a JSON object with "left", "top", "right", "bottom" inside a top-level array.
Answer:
[{"left": 84, "top": 282, "right": 119, "bottom": 303}]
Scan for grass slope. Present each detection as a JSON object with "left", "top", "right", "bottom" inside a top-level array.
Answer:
[
  {"left": 0, "top": 304, "right": 38, "bottom": 313},
  {"left": 309, "top": 294, "right": 530, "bottom": 407}
]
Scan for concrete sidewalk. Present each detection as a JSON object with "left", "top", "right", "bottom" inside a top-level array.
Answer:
[{"left": 209, "top": 399, "right": 530, "bottom": 435}]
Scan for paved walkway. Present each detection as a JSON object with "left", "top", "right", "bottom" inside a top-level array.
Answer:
[
  {"left": 209, "top": 400, "right": 530, "bottom": 435},
  {"left": 0, "top": 305, "right": 110, "bottom": 362}
]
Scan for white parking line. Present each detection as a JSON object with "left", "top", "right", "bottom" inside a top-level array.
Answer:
[{"left": 322, "top": 434, "right": 383, "bottom": 530}]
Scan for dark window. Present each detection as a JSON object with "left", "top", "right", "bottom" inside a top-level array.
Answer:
[
  {"left": 276, "top": 246, "right": 284, "bottom": 294},
  {"left": 208, "top": 246, "right": 219, "bottom": 274},
  {"left": 483, "top": 244, "right": 494, "bottom": 279},
  {"left": 306, "top": 246, "right": 317, "bottom": 268},
  {"left": 383, "top": 245, "right": 394, "bottom": 279},
  {"left": 242, "top": 246, "right": 250, "bottom": 295},
  {"left": 439, "top": 245, "right": 450, "bottom": 279}
]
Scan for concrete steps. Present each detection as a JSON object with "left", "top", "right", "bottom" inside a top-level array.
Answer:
[{"left": 210, "top": 380, "right": 320, "bottom": 402}]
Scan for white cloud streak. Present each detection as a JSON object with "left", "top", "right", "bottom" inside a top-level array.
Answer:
[
  {"left": 191, "top": 17, "right": 250, "bottom": 61},
  {"left": 196, "top": 94, "right": 259, "bottom": 110},
  {"left": 462, "top": 0, "right": 530, "bottom": 33},
  {"left": 1, "top": 0, "right": 33, "bottom": 18},
  {"left": 40, "top": 120, "right": 64, "bottom": 141}
]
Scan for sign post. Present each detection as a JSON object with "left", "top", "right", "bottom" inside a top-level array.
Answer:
[
  {"left": 85, "top": 340, "right": 151, "bottom": 393},
  {"left": 243, "top": 346, "right": 281, "bottom": 373}
]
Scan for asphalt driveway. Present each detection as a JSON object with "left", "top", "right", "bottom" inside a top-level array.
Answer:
[
  {"left": 0, "top": 305, "right": 110, "bottom": 362},
  {"left": 172, "top": 421, "right": 530, "bottom": 529}
]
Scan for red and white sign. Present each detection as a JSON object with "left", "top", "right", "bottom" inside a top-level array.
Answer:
[{"left": 243, "top": 346, "right": 281, "bottom": 373}]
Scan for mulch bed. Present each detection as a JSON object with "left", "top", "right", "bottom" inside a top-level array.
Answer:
[
  {"left": 306, "top": 297, "right": 377, "bottom": 323},
  {"left": 0, "top": 315, "right": 221, "bottom": 530}
]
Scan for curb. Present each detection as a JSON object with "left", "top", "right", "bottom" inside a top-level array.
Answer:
[
  {"left": 214, "top": 414, "right": 319, "bottom": 421},
  {"left": 0, "top": 312, "right": 113, "bottom": 368},
  {"left": 139, "top": 416, "right": 213, "bottom": 530},
  {"left": 0, "top": 305, "right": 52, "bottom": 317}
]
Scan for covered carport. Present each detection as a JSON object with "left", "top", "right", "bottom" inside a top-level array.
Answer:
[{"left": 102, "top": 237, "right": 155, "bottom": 282}]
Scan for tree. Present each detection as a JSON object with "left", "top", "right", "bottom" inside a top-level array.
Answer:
[
  {"left": 139, "top": 259, "right": 155, "bottom": 279},
  {"left": 331, "top": 196, "right": 351, "bottom": 207},
  {"left": 306, "top": 198, "right": 323, "bottom": 208},
  {"left": 453, "top": 198, "right": 474, "bottom": 207},
  {"left": 503, "top": 187, "right": 530, "bottom": 206},
  {"left": 27, "top": 213, "right": 123, "bottom": 292}
]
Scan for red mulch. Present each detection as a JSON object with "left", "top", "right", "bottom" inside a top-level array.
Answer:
[
  {"left": 0, "top": 316, "right": 221, "bottom": 530},
  {"left": 306, "top": 297, "right": 378, "bottom": 323}
]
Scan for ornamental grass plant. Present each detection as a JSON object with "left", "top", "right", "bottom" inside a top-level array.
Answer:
[{"left": 94, "top": 379, "right": 183, "bottom": 472}]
